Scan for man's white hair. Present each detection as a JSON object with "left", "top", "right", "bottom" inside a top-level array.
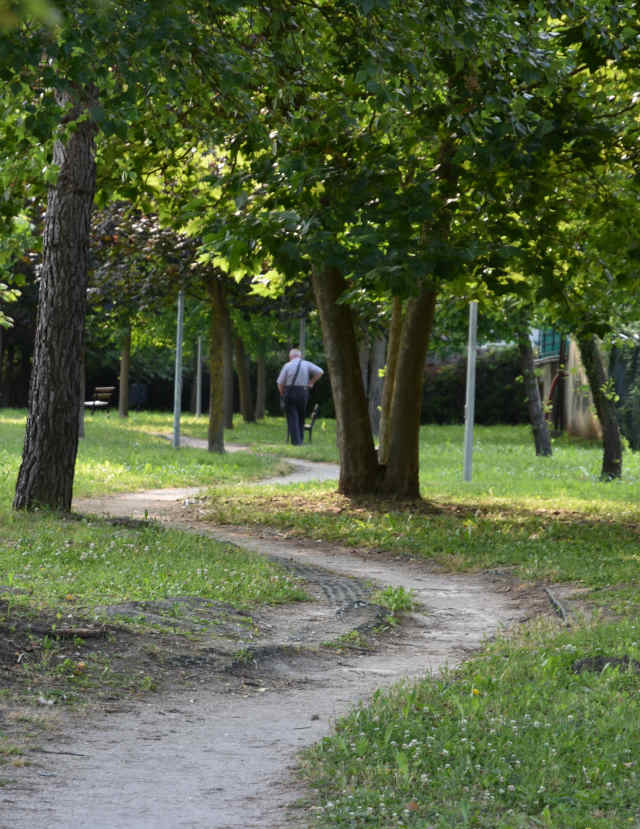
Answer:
[{"left": 289, "top": 348, "right": 302, "bottom": 359}]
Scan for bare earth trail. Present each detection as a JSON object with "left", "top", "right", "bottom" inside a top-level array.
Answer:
[{"left": 3, "top": 451, "right": 544, "bottom": 829}]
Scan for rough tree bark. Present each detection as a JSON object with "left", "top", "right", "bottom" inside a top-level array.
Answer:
[
  {"left": 312, "top": 264, "right": 382, "bottom": 494},
  {"left": 577, "top": 334, "right": 623, "bottom": 480},
  {"left": 118, "top": 324, "right": 131, "bottom": 418},
  {"left": 206, "top": 275, "right": 225, "bottom": 452},
  {"left": 14, "top": 92, "right": 97, "bottom": 511},
  {"left": 517, "top": 328, "right": 552, "bottom": 456},
  {"left": 382, "top": 286, "right": 437, "bottom": 497}
]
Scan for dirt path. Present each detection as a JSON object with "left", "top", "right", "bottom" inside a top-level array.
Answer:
[{"left": 1, "top": 457, "right": 540, "bottom": 829}]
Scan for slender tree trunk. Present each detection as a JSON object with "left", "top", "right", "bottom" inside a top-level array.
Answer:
[
  {"left": 517, "top": 328, "right": 552, "bottom": 456},
  {"left": 118, "top": 324, "right": 131, "bottom": 418},
  {"left": 234, "top": 333, "right": 255, "bottom": 423},
  {"left": 312, "top": 264, "right": 382, "bottom": 494},
  {"left": 14, "top": 93, "right": 97, "bottom": 511},
  {"left": 206, "top": 275, "right": 225, "bottom": 452},
  {"left": 577, "top": 334, "right": 623, "bottom": 480},
  {"left": 223, "top": 311, "right": 234, "bottom": 429},
  {"left": 379, "top": 137, "right": 456, "bottom": 495},
  {"left": 382, "top": 286, "right": 437, "bottom": 498},
  {"left": 254, "top": 345, "right": 266, "bottom": 420},
  {"left": 378, "top": 297, "right": 404, "bottom": 464}
]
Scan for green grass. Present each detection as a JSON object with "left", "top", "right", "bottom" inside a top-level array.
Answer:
[
  {"left": 0, "top": 409, "right": 308, "bottom": 616},
  {"left": 204, "top": 425, "right": 640, "bottom": 596},
  {"left": 0, "top": 514, "right": 305, "bottom": 612},
  {"left": 101, "top": 408, "right": 339, "bottom": 461},
  {"left": 196, "top": 423, "right": 640, "bottom": 828},
  {"left": 177, "top": 409, "right": 339, "bottom": 462},
  {"left": 4, "top": 411, "right": 640, "bottom": 825},
  {"left": 0, "top": 409, "right": 316, "bottom": 500},
  {"left": 304, "top": 618, "right": 640, "bottom": 828}
]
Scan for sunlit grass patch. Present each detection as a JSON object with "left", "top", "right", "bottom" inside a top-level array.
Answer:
[
  {"left": 0, "top": 510, "right": 306, "bottom": 611},
  {"left": 0, "top": 409, "right": 292, "bottom": 498},
  {"left": 417, "top": 424, "right": 640, "bottom": 507},
  {"left": 108, "top": 410, "right": 340, "bottom": 463}
]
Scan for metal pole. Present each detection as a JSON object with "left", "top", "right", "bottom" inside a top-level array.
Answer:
[
  {"left": 172, "top": 290, "right": 184, "bottom": 448},
  {"left": 195, "top": 335, "right": 202, "bottom": 417},
  {"left": 463, "top": 301, "right": 478, "bottom": 482}
]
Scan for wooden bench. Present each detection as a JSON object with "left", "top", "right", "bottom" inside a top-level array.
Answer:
[
  {"left": 84, "top": 386, "right": 116, "bottom": 412},
  {"left": 303, "top": 403, "right": 320, "bottom": 442}
]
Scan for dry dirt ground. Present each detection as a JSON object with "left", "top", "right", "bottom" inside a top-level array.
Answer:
[{"left": 0, "top": 456, "right": 579, "bottom": 829}]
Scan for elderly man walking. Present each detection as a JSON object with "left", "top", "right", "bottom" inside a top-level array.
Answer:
[{"left": 277, "top": 348, "right": 323, "bottom": 445}]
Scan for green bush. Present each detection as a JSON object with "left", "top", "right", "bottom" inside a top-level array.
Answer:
[{"left": 421, "top": 345, "right": 528, "bottom": 425}]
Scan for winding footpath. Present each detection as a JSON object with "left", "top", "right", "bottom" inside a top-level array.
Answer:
[{"left": 2, "top": 454, "right": 529, "bottom": 829}]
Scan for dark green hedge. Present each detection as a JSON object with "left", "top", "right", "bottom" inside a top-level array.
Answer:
[{"left": 421, "top": 345, "right": 528, "bottom": 425}]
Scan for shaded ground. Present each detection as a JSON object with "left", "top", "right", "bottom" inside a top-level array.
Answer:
[{"left": 0, "top": 457, "right": 585, "bottom": 828}]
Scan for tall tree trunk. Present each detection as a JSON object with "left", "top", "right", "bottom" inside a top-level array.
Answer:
[
  {"left": 517, "top": 328, "right": 552, "bottom": 456},
  {"left": 312, "top": 264, "right": 382, "bottom": 494},
  {"left": 118, "top": 324, "right": 131, "bottom": 418},
  {"left": 234, "top": 333, "right": 255, "bottom": 423},
  {"left": 577, "top": 334, "right": 623, "bottom": 480},
  {"left": 254, "top": 345, "right": 266, "bottom": 420},
  {"left": 206, "top": 275, "right": 225, "bottom": 452},
  {"left": 14, "top": 94, "right": 97, "bottom": 511},
  {"left": 223, "top": 311, "right": 234, "bottom": 429},
  {"left": 378, "top": 297, "right": 404, "bottom": 464},
  {"left": 382, "top": 286, "right": 437, "bottom": 498}
]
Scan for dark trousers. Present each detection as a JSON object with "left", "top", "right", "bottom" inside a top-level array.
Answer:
[{"left": 285, "top": 386, "right": 309, "bottom": 445}]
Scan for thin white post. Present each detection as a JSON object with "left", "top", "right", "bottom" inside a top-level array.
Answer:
[
  {"left": 463, "top": 301, "right": 478, "bottom": 482},
  {"left": 195, "top": 335, "right": 202, "bottom": 417},
  {"left": 172, "top": 290, "right": 184, "bottom": 448}
]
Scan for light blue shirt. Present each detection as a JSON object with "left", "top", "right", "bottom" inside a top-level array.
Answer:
[{"left": 277, "top": 358, "right": 323, "bottom": 387}]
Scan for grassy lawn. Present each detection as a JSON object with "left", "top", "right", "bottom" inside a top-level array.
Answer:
[
  {"left": 200, "top": 423, "right": 640, "bottom": 828},
  {"left": 110, "top": 408, "right": 340, "bottom": 464},
  {"left": 0, "top": 408, "right": 303, "bottom": 500},
  {"left": 0, "top": 409, "right": 307, "bottom": 724},
  {"left": 0, "top": 409, "right": 311, "bottom": 612},
  {"left": 3, "top": 410, "right": 640, "bottom": 825}
]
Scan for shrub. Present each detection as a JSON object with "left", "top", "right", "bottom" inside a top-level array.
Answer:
[{"left": 421, "top": 345, "right": 528, "bottom": 425}]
